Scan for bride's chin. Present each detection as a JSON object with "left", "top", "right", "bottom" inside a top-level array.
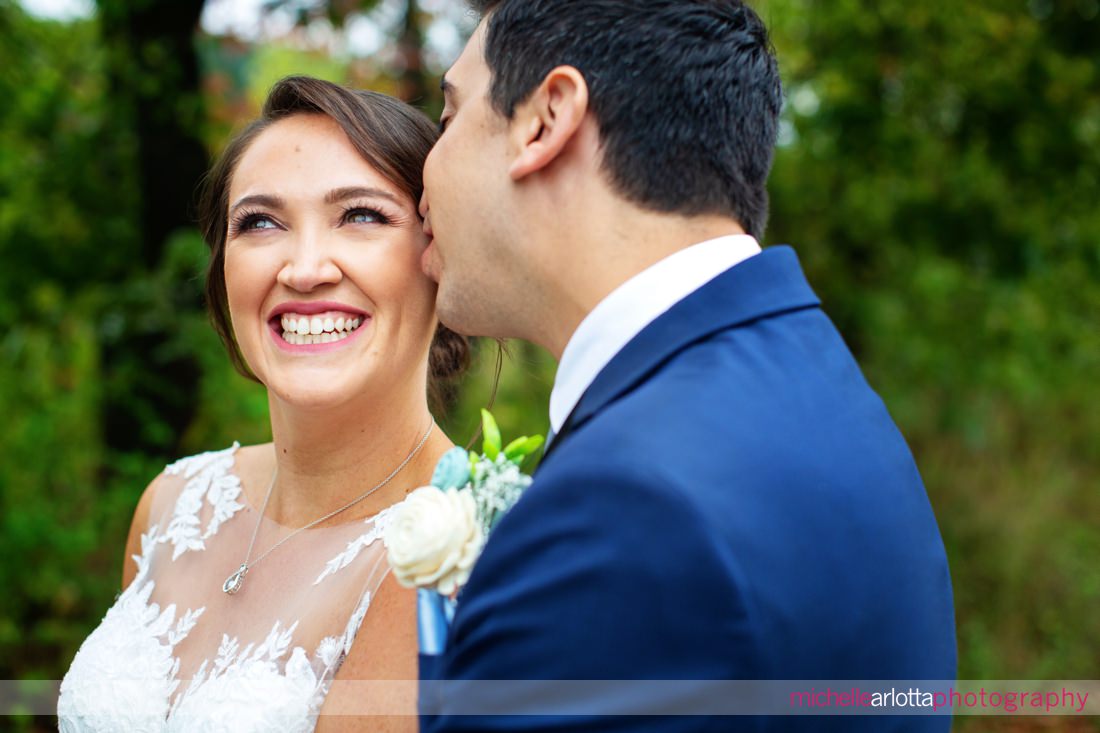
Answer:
[{"left": 266, "top": 380, "right": 364, "bottom": 413}]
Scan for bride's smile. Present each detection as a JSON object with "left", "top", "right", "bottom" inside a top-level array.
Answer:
[{"left": 270, "top": 301, "right": 369, "bottom": 350}]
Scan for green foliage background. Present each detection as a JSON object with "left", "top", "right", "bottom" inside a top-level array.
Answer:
[{"left": 0, "top": 0, "right": 1097, "bottom": 730}]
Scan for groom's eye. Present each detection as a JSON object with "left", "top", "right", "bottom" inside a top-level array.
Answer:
[{"left": 439, "top": 114, "right": 453, "bottom": 134}]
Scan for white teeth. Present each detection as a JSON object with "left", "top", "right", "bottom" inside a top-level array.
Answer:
[
  {"left": 280, "top": 329, "right": 354, "bottom": 345},
  {"left": 277, "top": 311, "right": 365, "bottom": 345},
  {"left": 279, "top": 315, "right": 363, "bottom": 332}
]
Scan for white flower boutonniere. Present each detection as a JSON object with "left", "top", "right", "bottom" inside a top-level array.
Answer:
[
  {"left": 384, "top": 410, "right": 543, "bottom": 653},
  {"left": 387, "top": 486, "right": 483, "bottom": 596}
]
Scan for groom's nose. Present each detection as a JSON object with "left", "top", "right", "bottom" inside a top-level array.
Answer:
[{"left": 418, "top": 193, "right": 429, "bottom": 222}]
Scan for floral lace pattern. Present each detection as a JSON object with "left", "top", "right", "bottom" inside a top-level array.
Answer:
[
  {"left": 58, "top": 527, "right": 205, "bottom": 733},
  {"left": 314, "top": 505, "right": 394, "bottom": 586},
  {"left": 161, "top": 443, "right": 246, "bottom": 560},
  {"left": 58, "top": 445, "right": 395, "bottom": 733},
  {"left": 167, "top": 621, "right": 323, "bottom": 733}
]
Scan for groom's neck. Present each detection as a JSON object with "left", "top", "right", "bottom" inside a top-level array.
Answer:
[{"left": 533, "top": 201, "right": 746, "bottom": 359}]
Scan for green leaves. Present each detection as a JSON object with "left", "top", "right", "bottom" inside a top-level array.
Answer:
[
  {"left": 482, "top": 409, "right": 545, "bottom": 465},
  {"left": 504, "top": 435, "right": 545, "bottom": 465},
  {"left": 480, "top": 409, "right": 502, "bottom": 459}
]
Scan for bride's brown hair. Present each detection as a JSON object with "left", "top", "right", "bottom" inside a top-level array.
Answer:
[{"left": 198, "top": 76, "right": 469, "bottom": 412}]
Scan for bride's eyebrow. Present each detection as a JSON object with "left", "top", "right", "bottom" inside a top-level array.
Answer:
[
  {"left": 230, "top": 193, "right": 285, "bottom": 215},
  {"left": 324, "top": 186, "right": 401, "bottom": 206}
]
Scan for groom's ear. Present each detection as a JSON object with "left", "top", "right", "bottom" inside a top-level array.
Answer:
[{"left": 508, "top": 66, "right": 589, "bottom": 182}]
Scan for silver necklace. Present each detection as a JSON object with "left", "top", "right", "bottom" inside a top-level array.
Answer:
[{"left": 222, "top": 420, "right": 434, "bottom": 595}]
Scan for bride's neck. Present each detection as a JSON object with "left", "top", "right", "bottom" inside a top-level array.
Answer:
[{"left": 264, "top": 384, "right": 441, "bottom": 527}]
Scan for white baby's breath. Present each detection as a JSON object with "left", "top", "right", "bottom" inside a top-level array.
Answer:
[{"left": 470, "top": 455, "right": 533, "bottom": 535}]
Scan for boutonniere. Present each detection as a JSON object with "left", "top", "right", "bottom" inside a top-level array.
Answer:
[{"left": 384, "top": 410, "right": 543, "bottom": 653}]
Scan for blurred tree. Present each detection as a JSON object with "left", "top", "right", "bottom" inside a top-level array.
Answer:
[
  {"left": 94, "top": 0, "right": 209, "bottom": 457},
  {"left": 396, "top": 0, "right": 430, "bottom": 103},
  {"left": 97, "top": 0, "right": 207, "bottom": 268},
  {"left": 264, "top": 0, "right": 435, "bottom": 105}
]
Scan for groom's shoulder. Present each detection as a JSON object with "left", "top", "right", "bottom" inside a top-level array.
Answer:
[
  {"left": 553, "top": 308, "right": 897, "bottom": 472},
  {"left": 660, "top": 298, "right": 906, "bottom": 446},
  {"left": 534, "top": 310, "right": 935, "bottom": 548}
]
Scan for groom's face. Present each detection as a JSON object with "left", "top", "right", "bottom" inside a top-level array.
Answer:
[{"left": 421, "top": 22, "right": 519, "bottom": 337}]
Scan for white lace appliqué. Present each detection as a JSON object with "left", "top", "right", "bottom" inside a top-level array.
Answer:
[
  {"left": 167, "top": 621, "right": 322, "bottom": 733},
  {"left": 58, "top": 446, "right": 395, "bottom": 733},
  {"left": 314, "top": 505, "right": 394, "bottom": 586},
  {"left": 58, "top": 528, "right": 205, "bottom": 733},
  {"left": 161, "top": 443, "right": 246, "bottom": 560}
]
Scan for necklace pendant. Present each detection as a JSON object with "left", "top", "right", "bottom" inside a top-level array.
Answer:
[{"left": 223, "top": 563, "right": 247, "bottom": 595}]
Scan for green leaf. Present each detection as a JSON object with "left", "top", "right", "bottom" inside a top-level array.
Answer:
[
  {"left": 481, "top": 408, "right": 501, "bottom": 459},
  {"left": 503, "top": 435, "right": 529, "bottom": 458},
  {"left": 505, "top": 435, "right": 545, "bottom": 463}
]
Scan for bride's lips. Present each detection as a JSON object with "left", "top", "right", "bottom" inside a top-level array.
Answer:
[{"left": 267, "top": 300, "right": 372, "bottom": 354}]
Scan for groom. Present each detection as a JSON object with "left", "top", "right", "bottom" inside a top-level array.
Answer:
[{"left": 417, "top": 1, "right": 956, "bottom": 731}]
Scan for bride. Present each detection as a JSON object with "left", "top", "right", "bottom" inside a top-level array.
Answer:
[{"left": 58, "top": 76, "right": 464, "bottom": 732}]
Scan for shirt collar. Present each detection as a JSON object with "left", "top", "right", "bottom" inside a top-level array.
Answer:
[{"left": 549, "top": 234, "right": 762, "bottom": 432}]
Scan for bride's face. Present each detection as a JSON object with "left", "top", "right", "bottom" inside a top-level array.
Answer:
[{"left": 223, "top": 113, "right": 437, "bottom": 409}]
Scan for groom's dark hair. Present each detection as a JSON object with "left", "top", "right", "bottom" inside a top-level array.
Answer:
[{"left": 468, "top": 0, "right": 782, "bottom": 241}]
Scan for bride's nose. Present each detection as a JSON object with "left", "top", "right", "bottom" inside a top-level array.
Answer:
[{"left": 276, "top": 231, "right": 342, "bottom": 293}]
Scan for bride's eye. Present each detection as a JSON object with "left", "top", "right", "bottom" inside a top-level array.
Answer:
[
  {"left": 343, "top": 207, "right": 391, "bottom": 226},
  {"left": 229, "top": 211, "right": 279, "bottom": 237}
]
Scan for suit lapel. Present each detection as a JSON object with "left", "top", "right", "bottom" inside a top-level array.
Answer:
[{"left": 538, "top": 246, "right": 820, "bottom": 468}]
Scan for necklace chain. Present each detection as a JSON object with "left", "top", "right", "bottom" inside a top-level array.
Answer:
[{"left": 222, "top": 419, "right": 435, "bottom": 595}]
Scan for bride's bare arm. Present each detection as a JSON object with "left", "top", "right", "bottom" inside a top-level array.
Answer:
[{"left": 315, "top": 573, "right": 419, "bottom": 732}]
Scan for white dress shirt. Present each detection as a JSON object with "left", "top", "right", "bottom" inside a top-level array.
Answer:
[{"left": 549, "top": 234, "right": 762, "bottom": 433}]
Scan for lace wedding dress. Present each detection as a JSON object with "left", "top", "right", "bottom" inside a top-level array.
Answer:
[{"left": 58, "top": 443, "right": 398, "bottom": 732}]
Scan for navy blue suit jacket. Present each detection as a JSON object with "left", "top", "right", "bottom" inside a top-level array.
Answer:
[{"left": 420, "top": 247, "right": 956, "bottom": 732}]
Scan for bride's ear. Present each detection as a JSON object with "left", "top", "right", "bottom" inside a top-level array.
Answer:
[{"left": 508, "top": 66, "right": 590, "bottom": 182}]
